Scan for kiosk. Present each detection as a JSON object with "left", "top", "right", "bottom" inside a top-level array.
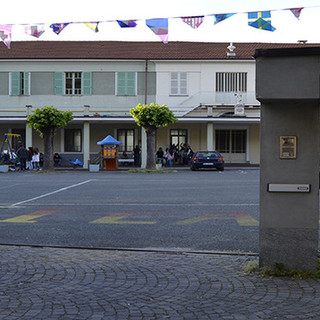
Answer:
[{"left": 97, "top": 135, "right": 122, "bottom": 171}]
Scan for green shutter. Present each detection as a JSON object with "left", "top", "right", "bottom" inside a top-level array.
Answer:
[
  {"left": 54, "top": 72, "right": 64, "bottom": 95},
  {"left": 10, "top": 72, "right": 21, "bottom": 95},
  {"left": 82, "top": 72, "right": 92, "bottom": 95},
  {"left": 116, "top": 72, "right": 136, "bottom": 96},
  {"left": 23, "top": 72, "right": 30, "bottom": 95}
]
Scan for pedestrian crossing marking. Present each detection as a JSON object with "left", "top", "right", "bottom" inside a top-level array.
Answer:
[
  {"left": 90, "top": 211, "right": 157, "bottom": 225},
  {"left": 0, "top": 209, "right": 58, "bottom": 223},
  {"left": 176, "top": 212, "right": 258, "bottom": 226}
]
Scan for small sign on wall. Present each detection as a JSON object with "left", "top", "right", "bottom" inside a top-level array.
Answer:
[{"left": 280, "top": 136, "right": 297, "bottom": 159}]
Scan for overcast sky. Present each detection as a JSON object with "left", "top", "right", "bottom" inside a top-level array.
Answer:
[{"left": 2, "top": 0, "right": 320, "bottom": 43}]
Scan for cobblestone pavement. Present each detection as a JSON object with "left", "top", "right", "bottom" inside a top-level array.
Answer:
[{"left": 1, "top": 246, "right": 320, "bottom": 319}]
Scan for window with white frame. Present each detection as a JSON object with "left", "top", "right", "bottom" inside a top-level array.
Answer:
[
  {"left": 65, "top": 72, "right": 82, "bottom": 95},
  {"left": 170, "top": 72, "right": 187, "bottom": 95},
  {"left": 117, "top": 129, "right": 134, "bottom": 152},
  {"left": 215, "top": 72, "right": 247, "bottom": 92},
  {"left": 116, "top": 72, "right": 137, "bottom": 96},
  {"left": 9, "top": 72, "right": 31, "bottom": 95}
]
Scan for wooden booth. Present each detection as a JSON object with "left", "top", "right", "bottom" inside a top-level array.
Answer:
[{"left": 97, "top": 135, "right": 122, "bottom": 171}]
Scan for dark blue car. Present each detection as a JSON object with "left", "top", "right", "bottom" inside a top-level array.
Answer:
[{"left": 190, "top": 151, "right": 224, "bottom": 171}]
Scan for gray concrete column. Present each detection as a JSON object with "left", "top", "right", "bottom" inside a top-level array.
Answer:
[
  {"left": 207, "top": 122, "right": 213, "bottom": 150},
  {"left": 83, "top": 121, "right": 90, "bottom": 169},
  {"left": 25, "top": 124, "right": 32, "bottom": 148},
  {"left": 141, "top": 128, "right": 147, "bottom": 168}
]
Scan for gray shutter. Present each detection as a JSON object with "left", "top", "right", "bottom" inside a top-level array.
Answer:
[
  {"left": 9, "top": 72, "right": 21, "bottom": 95},
  {"left": 116, "top": 72, "right": 136, "bottom": 96},
  {"left": 54, "top": 72, "right": 64, "bottom": 95},
  {"left": 116, "top": 72, "right": 126, "bottom": 95},
  {"left": 23, "top": 72, "right": 31, "bottom": 95},
  {"left": 82, "top": 72, "right": 92, "bottom": 95}
]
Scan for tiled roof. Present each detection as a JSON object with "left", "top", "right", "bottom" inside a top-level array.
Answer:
[{"left": 1, "top": 41, "right": 320, "bottom": 60}]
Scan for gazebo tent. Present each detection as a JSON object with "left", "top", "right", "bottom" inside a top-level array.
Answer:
[{"left": 97, "top": 135, "right": 122, "bottom": 145}]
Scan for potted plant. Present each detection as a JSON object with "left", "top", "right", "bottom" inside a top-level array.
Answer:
[
  {"left": 0, "top": 162, "right": 9, "bottom": 173},
  {"left": 155, "top": 159, "right": 162, "bottom": 170},
  {"left": 89, "top": 160, "right": 100, "bottom": 172}
]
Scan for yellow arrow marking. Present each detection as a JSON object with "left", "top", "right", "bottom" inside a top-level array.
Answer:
[
  {"left": 0, "top": 209, "right": 58, "bottom": 223},
  {"left": 176, "top": 212, "right": 258, "bottom": 227},
  {"left": 91, "top": 211, "right": 156, "bottom": 225}
]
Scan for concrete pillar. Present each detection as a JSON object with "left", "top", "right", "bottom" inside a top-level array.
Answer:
[
  {"left": 255, "top": 47, "right": 320, "bottom": 271},
  {"left": 141, "top": 127, "right": 147, "bottom": 168},
  {"left": 207, "top": 122, "right": 213, "bottom": 150},
  {"left": 25, "top": 124, "right": 32, "bottom": 148},
  {"left": 83, "top": 121, "right": 90, "bottom": 169}
]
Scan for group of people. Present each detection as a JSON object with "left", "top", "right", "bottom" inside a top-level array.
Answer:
[
  {"left": 156, "top": 143, "right": 194, "bottom": 167},
  {"left": 0, "top": 145, "right": 41, "bottom": 171}
]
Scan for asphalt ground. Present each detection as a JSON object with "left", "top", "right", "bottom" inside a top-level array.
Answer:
[
  {"left": 0, "top": 168, "right": 259, "bottom": 253},
  {"left": 2, "top": 169, "right": 320, "bottom": 319}
]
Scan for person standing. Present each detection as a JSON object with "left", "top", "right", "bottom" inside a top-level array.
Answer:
[
  {"left": 16, "top": 145, "right": 29, "bottom": 171},
  {"left": 32, "top": 148, "right": 40, "bottom": 170},
  {"left": 156, "top": 147, "right": 164, "bottom": 167},
  {"left": 133, "top": 145, "right": 141, "bottom": 167}
]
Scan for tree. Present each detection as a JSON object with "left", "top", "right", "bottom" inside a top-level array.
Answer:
[
  {"left": 130, "top": 103, "right": 177, "bottom": 169},
  {"left": 27, "top": 106, "right": 73, "bottom": 170}
]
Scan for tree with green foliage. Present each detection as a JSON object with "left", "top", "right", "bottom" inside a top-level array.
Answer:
[
  {"left": 130, "top": 103, "right": 177, "bottom": 169},
  {"left": 27, "top": 106, "right": 73, "bottom": 170}
]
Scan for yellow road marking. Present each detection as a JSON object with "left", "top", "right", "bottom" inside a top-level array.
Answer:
[
  {"left": 0, "top": 209, "right": 57, "bottom": 223},
  {"left": 176, "top": 212, "right": 258, "bottom": 226},
  {"left": 91, "top": 211, "right": 156, "bottom": 225}
]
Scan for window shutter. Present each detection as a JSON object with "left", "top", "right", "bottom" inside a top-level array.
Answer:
[
  {"left": 54, "top": 72, "right": 64, "bottom": 95},
  {"left": 23, "top": 72, "right": 31, "bottom": 95},
  {"left": 9, "top": 72, "right": 21, "bottom": 95},
  {"left": 170, "top": 72, "right": 178, "bottom": 95},
  {"left": 82, "top": 72, "right": 92, "bottom": 95},
  {"left": 180, "top": 72, "right": 187, "bottom": 95},
  {"left": 116, "top": 72, "right": 136, "bottom": 96}
]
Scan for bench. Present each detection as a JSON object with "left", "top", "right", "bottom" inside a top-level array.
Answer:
[{"left": 118, "top": 158, "right": 134, "bottom": 166}]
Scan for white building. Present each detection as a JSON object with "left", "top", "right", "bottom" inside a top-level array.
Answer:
[{"left": 0, "top": 41, "right": 314, "bottom": 167}]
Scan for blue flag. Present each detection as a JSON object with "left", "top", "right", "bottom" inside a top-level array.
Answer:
[
  {"left": 214, "top": 13, "right": 235, "bottom": 24},
  {"left": 248, "top": 11, "right": 276, "bottom": 31}
]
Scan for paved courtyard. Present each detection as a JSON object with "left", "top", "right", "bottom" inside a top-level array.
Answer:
[{"left": 1, "top": 245, "right": 320, "bottom": 320}]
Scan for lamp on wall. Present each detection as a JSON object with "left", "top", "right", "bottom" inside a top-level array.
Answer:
[
  {"left": 25, "top": 105, "right": 32, "bottom": 116},
  {"left": 84, "top": 105, "right": 90, "bottom": 117}
]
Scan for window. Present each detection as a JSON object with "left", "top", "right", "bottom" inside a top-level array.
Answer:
[
  {"left": 216, "top": 129, "right": 246, "bottom": 154},
  {"left": 65, "top": 72, "right": 82, "bottom": 95},
  {"left": 64, "top": 129, "right": 82, "bottom": 152},
  {"left": 170, "top": 129, "right": 187, "bottom": 148},
  {"left": 116, "top": 72, "right": 137, "bottom": 96},
  {"left": 9, "top": 72, "right": 30, "bottom": 95},
  {"left": 54, "top": 72, "right": 92, "bottom": 95},
  {"left": 215, "top": 72, "right": 247, "bottom": 92},
  {"left": 170, "top": 72, "right": 187, "bottom": 95},
  {"left": 117, "top": 129, "right": 134, "bottom": 152}
]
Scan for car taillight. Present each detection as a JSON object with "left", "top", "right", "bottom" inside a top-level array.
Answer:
[
  {"left": 193, "top": 157, "right": 199, "bottom": 161},
  {"left": 218, "top": 158, "right": 223, "bottom": 162}
]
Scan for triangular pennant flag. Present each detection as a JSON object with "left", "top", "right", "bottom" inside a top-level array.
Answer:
[
  {"left": 214, "top": 13, "right": 235, "bottom": 24},
  {"left": 146, "top": 18, "right": 168, "bottom": 43},
  {"left": 248, "top": 11, "right": 276, "bottom": 31},
  {"left": 0, "top": 25, "right": 12, "bottom": 49},
  {"left": 84, "top": 22, "right": 99, "bottom": 32},
  {"left": 181, "top": 16, "right": 204, "bottom": 29},
  {"left": 117, "top": 20, "right": 137, "bottom": 28},
  {"left": 290, "top": 8, "right": 303, "bottom": 19},
  {"left": 50, "top": 23, "right": 69, "bottom": 35},
  {"left": 24, "top": 25, "right": 45, "bottom": 38}
]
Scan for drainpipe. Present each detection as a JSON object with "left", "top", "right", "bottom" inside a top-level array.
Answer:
[{"left": 144, "top": 59, "right": 148, "bottom": 104}]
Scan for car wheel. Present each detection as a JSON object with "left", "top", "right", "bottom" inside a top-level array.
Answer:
[{"left": 190, "top": 166, "right": 196, "bottom": 171}]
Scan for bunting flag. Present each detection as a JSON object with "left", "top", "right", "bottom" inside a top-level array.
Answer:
[
  {"left": 214, "top": 13, "right": 235, "bottom": 24},
  {"left": 248, "top": 11, "right": 276, "bottom": 31},
  {"left": 117, "top": 20, "right": 137, "bottom": 28},
  {"left": 50, "top": 23, "right": 70, "bottom": 35},
  {"left": 146, "top": 18, "right": 168, "bottom": 43},
  {"left": 290, "top": 8, "right": 303, "bottom": 19},
  {"left": 0, "top": 25, "right": 12, "bottom": 49},
  {"left": 84, "top": 22, "right": 99, "bottom": 32},
  {"left": 24, "top": 25, "right": 45, "bottom": 38},
  {"left": 181, "top": 16, "right": 204, "bottom": 29}
]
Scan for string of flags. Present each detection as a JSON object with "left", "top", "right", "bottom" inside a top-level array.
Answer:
[{"left": 0, "top": 6, "right": 311, "bottom": 49}]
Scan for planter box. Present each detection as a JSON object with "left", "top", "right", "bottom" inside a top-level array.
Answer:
[
  {"left": 89, "top": 164, "right": 100, "bottom": 172},
  {"left": 156, "top": 163, "right": 162, "bottom": 170},
  {"left": 0, "top": 165, "right": 9, "bottom": 173}
]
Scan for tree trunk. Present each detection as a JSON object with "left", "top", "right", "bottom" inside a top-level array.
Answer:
[
  {"left": 43, "top": 127, "right": 55, "bottom": 171},
  {"left": 145, "top": 126, "right": 157, "bottom": 170}
]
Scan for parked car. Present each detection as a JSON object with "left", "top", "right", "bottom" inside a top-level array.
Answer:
[{"left": 190, "top": 151, "right": 224, "bottom": 171}]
